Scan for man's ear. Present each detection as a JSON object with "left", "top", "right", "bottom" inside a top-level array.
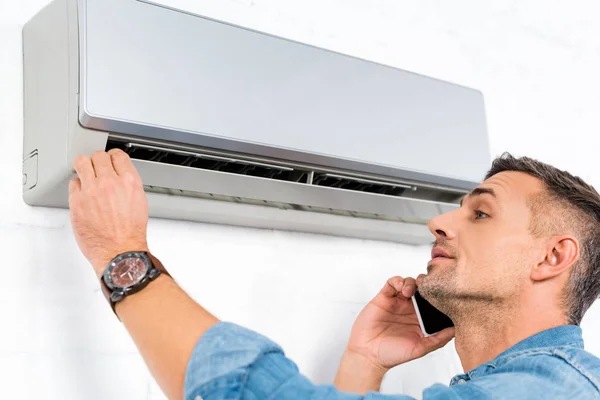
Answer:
[{"left": 531, "top": 235, "right": 579, "bottom": 282}]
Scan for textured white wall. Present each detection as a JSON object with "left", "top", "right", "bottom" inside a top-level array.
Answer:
[{"left": 2, "top": 1, "right": 600, "bottom": 399}]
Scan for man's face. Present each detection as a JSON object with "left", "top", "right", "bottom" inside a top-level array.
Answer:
[{"left": 418, "top": 171, "right": 547, "bottom": 315}]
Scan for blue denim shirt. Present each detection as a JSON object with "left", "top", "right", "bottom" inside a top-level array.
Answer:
[{"left": 184, "top": 322, "right": 600, "bottom": 399}]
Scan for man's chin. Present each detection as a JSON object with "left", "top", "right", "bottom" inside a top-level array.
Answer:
[
  {"left": 417, "top": 273, "right": 453, "bottom": 300},
  {"left": 416, "top": 274, "right": 434, "bottom": 295}
]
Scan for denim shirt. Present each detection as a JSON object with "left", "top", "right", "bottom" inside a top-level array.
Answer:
[{"left": 184, "top": 322, "right": 600, "bottom": 400}]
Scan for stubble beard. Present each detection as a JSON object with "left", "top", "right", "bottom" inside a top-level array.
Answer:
[
  {"left": 418, "top": 261, "right": 497, "bottom": 322},
  {"left": 419, "top": 262, "right": 461, "bottom": 315}
]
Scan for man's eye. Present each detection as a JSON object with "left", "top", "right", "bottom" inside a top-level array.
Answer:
[{"left": 475, "top": 210, "right": 489, "bottom": 219}]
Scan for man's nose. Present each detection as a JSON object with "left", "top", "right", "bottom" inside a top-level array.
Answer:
[{"left": 428, "top": 210, "right": 457, "bottom": 240}]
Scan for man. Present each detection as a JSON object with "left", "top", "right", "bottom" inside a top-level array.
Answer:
[{"left": 68, "top": 149, "right": 600, "bottom": 399}]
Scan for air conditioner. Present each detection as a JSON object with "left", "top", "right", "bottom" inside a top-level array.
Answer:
[{"left": 23, "top": 0, "right": 490, "bottom": 244}]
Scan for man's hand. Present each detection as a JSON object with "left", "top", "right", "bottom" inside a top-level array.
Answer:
[
  {"left": 334, "top": 276, "right": 455, "bottom": 394},
  {"left": 69, "top": 149, "right": 150, "bottom": 277}
]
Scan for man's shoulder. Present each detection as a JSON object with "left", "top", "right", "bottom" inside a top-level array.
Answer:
[
  {"left": 422, "top": 346, "right": 600, "bottom": 399},
  {"left": 481, "top": 344, "right": 600, "bottom": 395},
  {"left": 498, "top": 343, "right": 600, "bottom": 375},
  {"left": 552, "top": 345, "right": 600, "bottom": 378}
]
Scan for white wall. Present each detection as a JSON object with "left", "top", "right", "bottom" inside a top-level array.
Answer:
[{"left": 2, "top": 0, "right": 600, "bottom": 399}]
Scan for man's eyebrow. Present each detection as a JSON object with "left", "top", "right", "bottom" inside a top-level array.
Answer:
[{"left": 459, "top": 187, "right": 497, "bottom": 207}]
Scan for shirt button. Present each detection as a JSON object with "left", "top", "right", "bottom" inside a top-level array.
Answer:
[{"left": 457, "top": 379, "right": 467, "bottom": 384}]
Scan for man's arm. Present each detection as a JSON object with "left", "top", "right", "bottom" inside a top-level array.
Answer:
[
  {"left": 334, "top": 351, "right": 387, "bottom": 394},
  {"left": 115, "top": 275, "right": 218, "bottom": 400},
  {"left": 69, "top": 150, "right": 219, "bottom": 400},
  {"left": 183, "top": 320, "right": 422, "bottom": 400},
  {"left": 183, "top": 321, "right": 466, "bottom": 400}
]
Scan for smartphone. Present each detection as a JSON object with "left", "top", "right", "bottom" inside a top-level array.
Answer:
[{"left": 411, "top": 290, "right": 454, "bottom": 336}]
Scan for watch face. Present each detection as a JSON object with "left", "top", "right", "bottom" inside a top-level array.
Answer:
[{"left": 108, "top": 256, "right": 149, "bottom": 289}]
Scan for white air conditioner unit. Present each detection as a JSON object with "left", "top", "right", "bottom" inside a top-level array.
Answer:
[{"left": 23, "top": 0, "right": 490, "bottom": 244}]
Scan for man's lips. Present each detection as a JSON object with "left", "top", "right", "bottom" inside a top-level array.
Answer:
[{"left": 429, "top": 246, "right": 454, "bottom": 263}]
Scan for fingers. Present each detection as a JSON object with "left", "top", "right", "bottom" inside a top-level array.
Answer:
[
  {"left": 401, "top": 277, "right": 417, "bottom": 298},
  {"left": 381, "top": 276, "right": 403, "bottom": 297},
  {"left": 381, "top": 276, "right": 418, "bottom": 299},
  {"left": 91, "top": 151, "right": 116, "bottom": 177},
  {"left": 73, "top": 150, "right": 137, "bottom": 184},
  {"left": 423, "top": 327, "right": 455, "bottom": 350},
  {"left": 108, "top": 148, "right": 136, "bottom": 176},
  {"left": 73, "top": 155, "right": 95, "bottom": 185},
  {"left": 69, "top": 178, "right": 81, "bottom": 195}
]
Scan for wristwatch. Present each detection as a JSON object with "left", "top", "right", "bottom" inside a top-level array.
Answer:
[{"left": 100, "top": 251, "right": 171, "bottom": 315}]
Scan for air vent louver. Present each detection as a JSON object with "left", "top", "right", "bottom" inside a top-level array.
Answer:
[{"left": 106, "top": 139, "right": 464, "bottom": 204}]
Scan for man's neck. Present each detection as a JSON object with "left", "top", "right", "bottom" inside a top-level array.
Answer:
[{"left": 453, "top": 303, "right": 568, "bottom": 372}]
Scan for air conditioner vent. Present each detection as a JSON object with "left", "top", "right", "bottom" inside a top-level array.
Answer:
[
  {"left": 313, "top": 173, "right": 413, "bottom": 196},
  {"left": 106, "top": 138, "right": 466, "bottom": 205},
  {"left": 106, "top": 140, "right": 310, "bottom": 183}
]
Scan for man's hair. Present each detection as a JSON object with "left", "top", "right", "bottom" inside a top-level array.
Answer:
[{"left": 485, "top": 153, "right": 600, "bottom": 325}]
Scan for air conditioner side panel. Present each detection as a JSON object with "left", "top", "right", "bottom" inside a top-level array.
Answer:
[
  {"left": 23, "top": 0, "right": 74, "bottom": 207},
  {"left": 22, "top": 0, "right": 108, "bottom": 208}
]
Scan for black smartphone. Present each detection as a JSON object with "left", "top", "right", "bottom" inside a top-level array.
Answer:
[{"left": 411, "top": 290, "right": 454, "bottom": 336}]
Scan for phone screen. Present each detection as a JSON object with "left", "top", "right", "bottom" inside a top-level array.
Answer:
[{"left": 413, "top": 290, "right": 454, "bottom": 335}]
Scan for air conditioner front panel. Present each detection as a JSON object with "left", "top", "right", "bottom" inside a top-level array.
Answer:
[{"left": 78, "top": 0, "right": 489, "bottom": 189}]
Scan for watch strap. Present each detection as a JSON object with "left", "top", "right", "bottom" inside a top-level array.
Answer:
[
  {"left": 146, "top": 253, "right": 172, "bottom": 279},
  {"left": 100, "top": 275, "right": 117, "bottom": 314}
]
